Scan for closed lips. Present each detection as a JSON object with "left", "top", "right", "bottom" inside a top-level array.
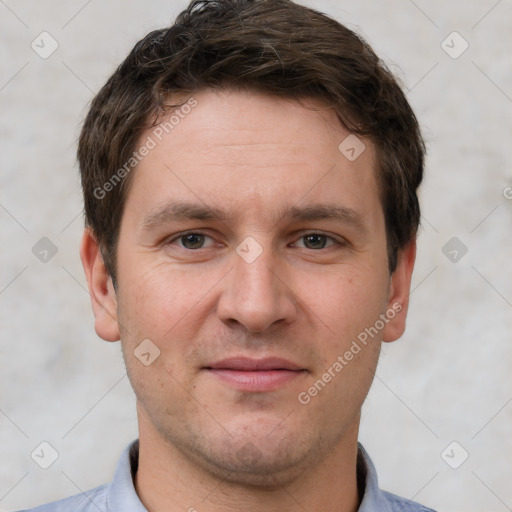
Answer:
[{"left": 205, "top": 357, "right": 305, "bottom": 371}]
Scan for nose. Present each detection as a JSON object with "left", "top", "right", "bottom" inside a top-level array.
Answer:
[{"left": 216, "top": 244, "right": 297, "bottom": 333}]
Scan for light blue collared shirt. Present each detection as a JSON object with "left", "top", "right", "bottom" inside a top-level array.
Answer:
[{"left": 18, "top": 440, "right": 436, "bottom": 511}]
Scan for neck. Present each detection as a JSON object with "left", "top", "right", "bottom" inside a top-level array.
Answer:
[{"left": 134, "top": 414, "right": 361, "bottom": 512}]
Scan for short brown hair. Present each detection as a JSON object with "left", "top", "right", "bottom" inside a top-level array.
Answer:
[{"left": 78, "top": 0, "right": 425, "bottom": 287}]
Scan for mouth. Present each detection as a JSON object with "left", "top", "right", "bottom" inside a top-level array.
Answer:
[{"left": 203, "top": 357, "right": 307, "bottom": 392}]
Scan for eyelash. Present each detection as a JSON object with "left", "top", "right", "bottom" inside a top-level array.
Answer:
[{"left": 166, "top": 231, "right": 344, "bottom": 250}]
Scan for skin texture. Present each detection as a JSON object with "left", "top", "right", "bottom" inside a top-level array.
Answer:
[{"left": 80, "top": 88, "right": 416, "bottom": 512}]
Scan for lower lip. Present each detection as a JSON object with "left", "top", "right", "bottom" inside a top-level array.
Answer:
[{"left": 205, "top": 369, "right": 305, "bottom": 392}]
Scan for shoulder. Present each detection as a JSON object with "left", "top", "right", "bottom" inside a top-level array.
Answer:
[
  {"left": 15, "top": 483, "right": 108, "bottom": 512},
  {"left": 381, "top": 489, "right": 437, "bottom": 512}
]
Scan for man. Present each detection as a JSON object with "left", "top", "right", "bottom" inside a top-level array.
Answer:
[{"left": 21, "top": 0, "right": 435, "bottom": 510}]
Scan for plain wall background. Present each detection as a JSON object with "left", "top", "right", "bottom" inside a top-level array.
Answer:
[{"left": 1, "top": 1, "right": 511, "bottom": 511}]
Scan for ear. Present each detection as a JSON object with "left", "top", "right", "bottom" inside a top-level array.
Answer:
[
  {"left": 381, "top": 239, "right": 416, "bottom": 343},
  {"left": 79, "top": 228, "right": 120, "bottom": 342}
]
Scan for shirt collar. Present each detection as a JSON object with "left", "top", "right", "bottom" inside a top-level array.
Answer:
[
  {"left": 107, "top": 439, "right": 390, "bottom": 511},
  {"left": 107, "top": 439, "right": 147, "bottom": 511},
  {"left": 357, "top": 442, "right": 394, "bottom": 512}
]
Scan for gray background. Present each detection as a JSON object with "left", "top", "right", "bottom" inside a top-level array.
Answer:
[{"left": 1, "top": 1, "right": 511, "bottom": 511}]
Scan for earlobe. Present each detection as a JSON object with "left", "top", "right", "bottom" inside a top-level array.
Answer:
[
  {"left": 79, "top": 228, "right": 120, "bottom": 342},
  {"left": 381, "top": 240, "right": 417, "bottom": 343}
]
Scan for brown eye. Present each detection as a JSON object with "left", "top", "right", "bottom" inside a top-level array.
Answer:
[
  {"left": 180, "top": 233, "right": 206, "bottom": 249},
  {"left": 302, "top": 234, "right": 328, "bottom": 249},
  {"left": 294, "top": 233, "right": 340, "bottom": 250}
]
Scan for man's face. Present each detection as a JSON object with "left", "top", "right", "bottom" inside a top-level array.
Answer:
[{"left": 85, "top": 88, "right": 413, "bottom": 484}]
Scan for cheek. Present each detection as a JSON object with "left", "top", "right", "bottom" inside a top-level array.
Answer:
[
  {"left": 119, "top": 261, "right": 197, "bottom": 335},
  {"left": 300, "top": 266, "right": 389, "bottom": 346},
  {"left": 117, "top": 262, "right": 219, "bottom": 386},
  {"left": 128, "top": 357, "right": 202, "bottom": 434}
]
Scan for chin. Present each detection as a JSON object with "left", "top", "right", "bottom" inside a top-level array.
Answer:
[
  {"left": 206, "top": 449, "right": 310, "bottom": 488},
  {"left": 187, "top": 426, "right": 322, "bottom": 488}
]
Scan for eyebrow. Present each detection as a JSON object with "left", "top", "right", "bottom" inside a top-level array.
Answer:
[{"left": 141, "top": 201, "right": 367, "bottom": 233}]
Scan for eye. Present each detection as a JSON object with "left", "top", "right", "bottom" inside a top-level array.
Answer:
[
  {"left": 167, "top": 231, "right": 342, "bottom": 251},
  {"left": 293, "top": 233, "right": 339, "bottom": 250},
  {"left": 169, "top": 232, "right": 215, "bottom": 250}
]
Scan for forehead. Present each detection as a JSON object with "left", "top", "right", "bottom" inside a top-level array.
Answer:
[{"left": 123, "top": 88, "right": 382, "bottom": 229}]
